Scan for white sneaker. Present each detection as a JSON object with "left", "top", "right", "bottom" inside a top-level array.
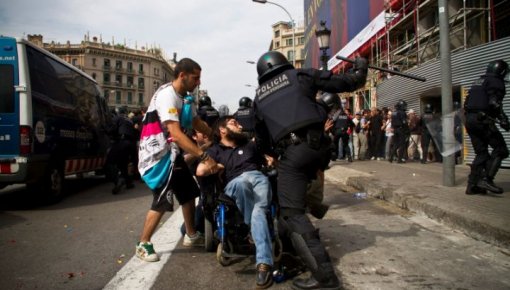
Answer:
[
  {"left": 183, "top": 231, "right": 204, "bottom": 247},
  {"left": 136, "top": 241, "right": 159, "bottom": 262}
]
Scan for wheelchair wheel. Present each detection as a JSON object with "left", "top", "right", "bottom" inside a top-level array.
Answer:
[
  {"left": 273, "top": 236, "right": 283, "bottom": 263},
  {"left": 204, "top": 218, "right": 215, "bottom": 252},
  {"left": 216, "top": 240, "right": 233, "bottom": 266}
]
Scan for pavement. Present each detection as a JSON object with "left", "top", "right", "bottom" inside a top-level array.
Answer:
[{"left": 324, "top": 159, "right": 510, "bottom": 250}]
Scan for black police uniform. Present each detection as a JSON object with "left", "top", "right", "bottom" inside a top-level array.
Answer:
[
  {"left": 234, "top": 106, "right": 256, "bottom": 138},
  {"left": 107, "top": 112, "right": 138, "bottom": 193},
  {"left": 331, "top": 110, "right": 353, "bottom": 161},
  {"left": 389, "top": 107, "right": 408, "bottom": 163},
  {"left": 254, "top": 55, "right": 366, "bottom": 289},
  {"left": 464, "top": 62, "right": 509, "bottom": 194},
  {"left": 198, "top": 105, "right": 220, "bottom": 128}
]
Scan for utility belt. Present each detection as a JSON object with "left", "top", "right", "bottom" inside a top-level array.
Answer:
[{"left": 277, "top": 128, "right": 324, "bottom": 152}]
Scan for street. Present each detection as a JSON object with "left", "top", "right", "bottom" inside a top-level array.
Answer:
[{"left": 1, "top": 174, "right": 509, "bottom": 289}]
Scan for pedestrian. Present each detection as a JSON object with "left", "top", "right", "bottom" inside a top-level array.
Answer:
[
  {"left": 135, "top": 58, "right": 219, "bottom": 262},
  {"left": 234, "top": 96, "right": 256, "bottom": 139},
  {"left": 358, "top": 109, "right": 370, "bottom": 160},
  {"left": 253, "top": 50, "right": 367, "bottom": 290},
  {"left": 464, "top": 59, "right": 509, "bottom": 195},
  {"left": 407, "top": 109, "right": 423, "bottom": 161},
  {"left": 197, "top": 115, "right": 274, "bottom": 289},
  {"left": 383, "top": 110, "right": 393, "bottom": 160},
  {"left": 352, "top": 112, "right": 362, "bottom": 160}
]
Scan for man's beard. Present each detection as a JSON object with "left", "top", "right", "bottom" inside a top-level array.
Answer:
[{"left": 225, "top": 128, "right": 248, "bottom": 145}]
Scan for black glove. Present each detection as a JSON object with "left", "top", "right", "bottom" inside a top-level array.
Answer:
[{"left": 353, "top": 57, "right": 368, "bottom": 74}]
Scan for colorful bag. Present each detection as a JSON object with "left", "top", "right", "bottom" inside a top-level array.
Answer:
[{"left": 138, "top": 109, "right": 179, "bottom": 192}]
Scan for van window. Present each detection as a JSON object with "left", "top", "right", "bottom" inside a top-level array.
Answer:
[{"left": 0, "top": 65, "right": 15, "bottom": 113}]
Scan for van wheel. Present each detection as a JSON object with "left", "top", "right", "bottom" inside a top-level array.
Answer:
[{"left": 45, "top": 163, "right": 65, "bottom": 202}]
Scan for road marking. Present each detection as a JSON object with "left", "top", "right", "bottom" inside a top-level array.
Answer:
[{"left": 103, "top": 208, "right": 184, "bottom": 290}]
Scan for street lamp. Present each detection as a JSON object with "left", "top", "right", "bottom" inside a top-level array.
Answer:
[
  {"left": 252, "top": 0, "right": 296, "bottom": 66},
  {"left": 315, "top": 20, "right": 331, "bottom": 70}
]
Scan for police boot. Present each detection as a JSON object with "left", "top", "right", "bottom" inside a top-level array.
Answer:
[
  {"left": 465, "top": 183, "right": 487, "bottom": 195},
  {"left": 291, "top": 263, "right": 341, "bottom": 290},
  {"left": 477, "top": 178, "right": 503, "bottom": 194}
]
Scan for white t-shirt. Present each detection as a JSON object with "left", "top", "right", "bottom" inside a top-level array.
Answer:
[{"left": 147, "top": 83, "right": 197, "bottom": 124}]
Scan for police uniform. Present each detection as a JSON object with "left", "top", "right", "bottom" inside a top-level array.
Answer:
[
  {"left": 464, "top": 60, "right": 510, "bottom": 195},
  {"left": 331, "top": 110, "right": 353, "bottom": 161},
  {"left": 420, "top": 106, "right": 435, "bottom": 164},
  {"left": 253, "top": 51, "right": 367, "bottom": 290},
  {"left": 234, "top": 106, "right": 256, "bottom": 138},
  {"left": 198, "top": 105, "right": 220, "bottom": 128},
  {"left": 388, "top": 103, "right": 408, "bottom": 163}
]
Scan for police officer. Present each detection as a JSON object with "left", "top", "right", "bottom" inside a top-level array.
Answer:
[
  {"left": 388, "top": 100, "right": 408, "bottom": 163},
  {"left": 420, "top": 103, "right": 435, "bottom": 164},
  {"left": 107, "top": 106, "right": 138, "bottom": 194},
  {"left": 329, "top": 95, "right": 354, "bottom": 162},
  {"left": 253, "top": 51, "right": 367, "bottom": 289},
  {"left": 464, "top": 59, "right": 510, "bottom": 195},
  {"left": 197, "top": 95, "right": 220, "bottom": 128},
  {"left": 234, "top": 96, "right": 256, "bottom": 138}
]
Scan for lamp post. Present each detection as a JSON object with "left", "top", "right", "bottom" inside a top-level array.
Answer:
[
  {"left": 252, "top": 0, "right": 296, "bottom": 66},
  {"left": 315, "top": 21, "right": 331, "bottom": 70}
]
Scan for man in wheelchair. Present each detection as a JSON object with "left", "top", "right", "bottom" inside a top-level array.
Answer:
[{"left": 196, "top": 115, "right": 274, "bottom": 289}]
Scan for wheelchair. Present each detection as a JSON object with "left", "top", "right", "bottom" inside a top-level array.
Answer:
[{"left": 201, "top": 169, "right": 282, "bottom": 267}]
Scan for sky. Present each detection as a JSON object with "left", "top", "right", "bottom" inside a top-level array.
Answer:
[{"left": 0, "top": 0, "right": 304, "bottom": 112}]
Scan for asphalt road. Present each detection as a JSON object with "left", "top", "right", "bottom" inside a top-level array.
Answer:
[{"left": 1, "top": 176, "right": 509, "bottom": 290}]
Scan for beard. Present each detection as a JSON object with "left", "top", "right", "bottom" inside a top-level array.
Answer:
[{"left": 225, "top": 128, "right": 248, "bottom": 146}]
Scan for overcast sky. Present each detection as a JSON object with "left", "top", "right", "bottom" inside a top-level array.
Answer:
[{"left": 0, "top": 0, "right": 304, "bottom": 112}]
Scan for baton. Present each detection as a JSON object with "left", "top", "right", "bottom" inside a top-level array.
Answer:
[{"left": 336, "top": 56, "right": 427, "bottom": 82}]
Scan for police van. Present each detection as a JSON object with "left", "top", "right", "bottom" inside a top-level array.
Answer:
[{"left": 0, "top": 36, "right": 112, "bottom": 201}]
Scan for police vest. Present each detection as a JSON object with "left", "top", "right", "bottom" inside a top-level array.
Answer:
[
  {"left": 421, "top": 113, "right": 434, "bottom": 133},
  {"left": 465, "top": 77, "right": 489, "bottom": 111},
  {"left": 391, "top": 110, "right": 406, "bottom": 128},
  {"left": 334, "top": 114, "right": 349, "bottom": 133},
  {"left": 254, "top": 69, "right": 325, "bottom": 142},
  {"left": 234, "top": 107, "right": 255, "bottom": 132},
  {"left": 198, "top": 106, "right": 220, "bottom": 127}
]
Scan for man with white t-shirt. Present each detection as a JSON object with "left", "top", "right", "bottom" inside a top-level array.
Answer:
[{"left": 135, "top": 58, "right": 221, "bottom": 262}]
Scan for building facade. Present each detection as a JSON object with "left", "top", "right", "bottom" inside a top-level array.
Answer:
[
  {"left": 27, "top": 34, "right": 175, "bottom": 111},
  {"left": 269, "top": 21, "right": 306, "bottom": 69}
]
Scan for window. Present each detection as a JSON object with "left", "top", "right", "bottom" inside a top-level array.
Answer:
[
  {"left": 103, "top": 73, "right": 110, "bottom": 84},
  {"left": 138, "top": 93, "right": 144, "bottom": 104},
  {"left": 299, "top": 37, "right": 305, "bottom": 45},
  {"left": 139, "top": 64, "right": 144, "bottom": 73},
  {"left": 0, "top": 65, "right": 14, "bottom": 113},
  {"left": 92, "top": 58, "right": 96, "bottom": 66},
  {"left": 286, "top": 38, "right": 293, "bottom": 46},
  {"left": 104, "top": 59, "right": 111, "bottom": 68},
  {"left": 127, "top": 62, "right": 133, "bottom": 72},
  {"left": 92, "top": 72, "right": 96, "bottom": 80},
  {"left": 115, "top": 60, "right": 122, "bottom": 70},
  {"left": 275, "top": 41, "right": 280, "bottom": 48},
  {"left": 138, "top": 77, "right": 145, "bottom": 89},
  {"left": 115, "top": 74, "right": 122, "bottom": 86},
  {"left": 274, "top": 30, "right": 280, "bottom": 38},
  {"left": 287, "top": 50, "right": 294, "bottom": 62},
  {"left": 154, "top": 67, "right": 159, "bottom": 76},
  {"left": 115, "top": 91, "right": 121, "bottom": 104},
  {"left": 127, "top": 92, "right": 132, "bottom": 104},
  {"left": 71, "top": 58, "right": 78, "bottom": 66},
  {"left": 127, "top": 76, "right": 134, "bottom": 87}
]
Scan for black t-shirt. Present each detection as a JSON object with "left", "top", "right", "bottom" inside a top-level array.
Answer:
[{"left": 207, "top": 141, "right": 263, "bottom": 184}]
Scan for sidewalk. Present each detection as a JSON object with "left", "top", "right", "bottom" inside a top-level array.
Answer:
[{"left": 324, "top": 160, "right": 510, "bottom": 249}]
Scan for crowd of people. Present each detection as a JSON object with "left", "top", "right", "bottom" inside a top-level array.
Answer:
[
  {"left": 103, "top": 53, "right": 508, "bottom": 290},
  {"left": 327, "top": 101, "right": 443, "bottom": 165}
]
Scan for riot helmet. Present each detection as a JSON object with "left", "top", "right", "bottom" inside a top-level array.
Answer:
[
  {"left": 395, "top": 99, "right": 407, "bottom": 111},
  {"left": 116, "top": 106, "right": 128, "bottom": 115},
  {"left": 424, "top": 103, "right": 433, "bottom": 113},
  {"left": 486, "top": 59, "right": 509, "bottom": 78},
  {"left": 256, "top": 51, "right": 294, "bottom": 84},
  {"left": 198, "top": 95, "right": 212, "bottom": 107},
  {"left": 318, "top": 92, "right": 341, "bottom": 113},
  {"left": 238, "top": 97, "right": 253, "bottom": 109}
]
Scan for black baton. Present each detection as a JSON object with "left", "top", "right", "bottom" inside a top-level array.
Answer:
[{"left": 336, "top": 56, "right": 427, "bottom": 82}]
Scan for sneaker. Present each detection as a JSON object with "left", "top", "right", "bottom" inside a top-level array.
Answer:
[
  {"left": 136, "top": 241, "right": 159, "bottom": 262},
  {"left": 183, "top": 231, "right": 204, "bottom": 247}
]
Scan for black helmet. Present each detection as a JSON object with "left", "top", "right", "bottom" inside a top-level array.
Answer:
[
  {"left": 256, "top": 51, "right": 294, "bottom": 84},
  {"left": 318, "top": 92, "right": 341, "bottom": 113},
  {"left": 395, "top": 99, "right": 407, "bottom": 110},
  {"left": 424, "top": 103, "right": 433, "bottom": 113},
  {"left": 486, "top": 60, "right": 509, "bottom": 78},
  {"left": 116, "top": 106, "right": 128, "bottom": 115},
  {"left": 198, "top": 95, "right": 212, "bottom": 107},
  {"left": 239, "top": 97, "right": 253, "bottom": 109}
]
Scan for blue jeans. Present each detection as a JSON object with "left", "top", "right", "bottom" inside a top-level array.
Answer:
[{"left": 224, "top": 170, "right": 273, "bottom": 266}]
